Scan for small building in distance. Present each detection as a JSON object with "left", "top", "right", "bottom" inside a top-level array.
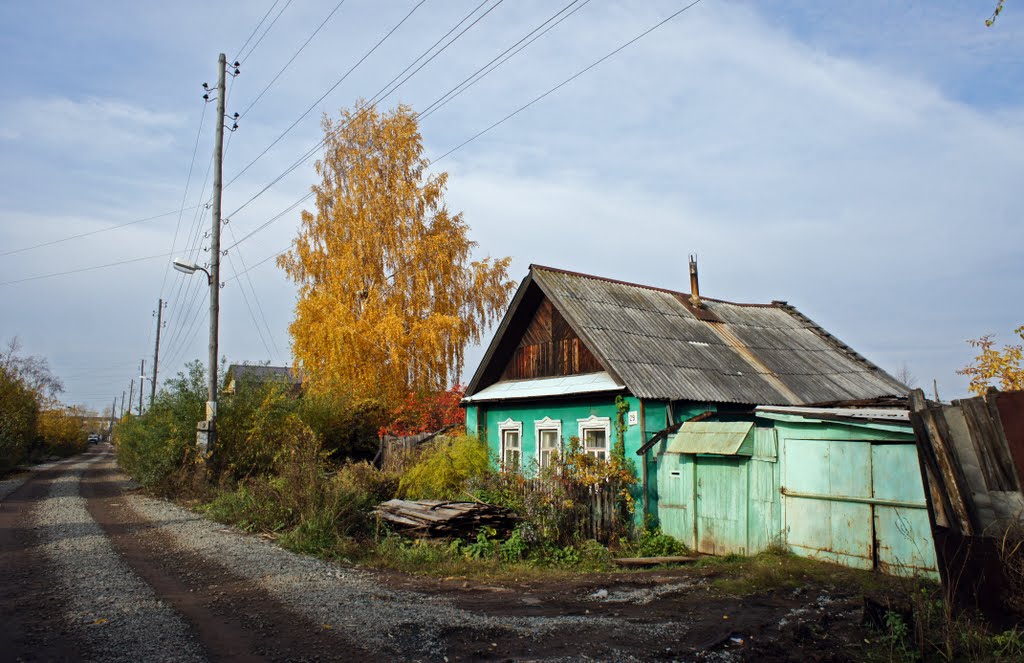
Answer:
[{"left": 224, "top": 363, "right": 301, "bottom": 395}]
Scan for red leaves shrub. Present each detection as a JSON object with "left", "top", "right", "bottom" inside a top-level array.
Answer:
[{"left": 379, "top": 386, "right": 464, "bottom": 437}]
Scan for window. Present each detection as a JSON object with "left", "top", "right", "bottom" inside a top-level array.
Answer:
[
  {"left": 534, "top": 417, "right": 562, "bottom": 469},
  {"left": 498, "top": 419, "right": 523, "bottom": 469},
  {"left": 578, "top": 415, "right": 611, "bottom": 461}
]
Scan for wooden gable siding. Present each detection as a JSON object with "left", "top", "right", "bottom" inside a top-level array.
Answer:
[{"left": 501, "top": 297, "right": 603, "bottom": 380}]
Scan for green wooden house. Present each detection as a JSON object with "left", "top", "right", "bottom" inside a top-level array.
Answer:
[{"left": 462, "top": 264, "right": 935, "bottom": 575}]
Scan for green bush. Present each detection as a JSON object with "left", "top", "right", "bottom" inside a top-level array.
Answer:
[
  {"left": 299, "top": 391, "right": 387, "bottom": 462},
  {"left": 622, "top": 523, "right": 688, "bottom": 558},
  {"left": 115, "top": 361, "right": 205, "bottom": 490},
  {"left": 398, "top": 434, "right": 490, "bottom": 500},
  {"left": 37, "top": 407, "right": 87, "bottom": 457},
  {"left": 0, "top": 366, "right": 38, "bottom": 474}
]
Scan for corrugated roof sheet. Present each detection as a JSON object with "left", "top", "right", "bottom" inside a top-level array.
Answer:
[
  {"left": 666, "top": 421, "right": 755, "bottom": 455},
  {"left": 529, "top": 266, "right": 906, "bottom": 405}
]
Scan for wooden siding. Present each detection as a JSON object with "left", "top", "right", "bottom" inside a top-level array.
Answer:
[{"left": 500, "top": 297, "right": 603, "bottom": 380}]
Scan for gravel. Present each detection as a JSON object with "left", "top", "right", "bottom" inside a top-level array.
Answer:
[
  {"left": 122, "top": 478, "right": 674, "bottom": 660},
  {"left": 32, "top": 457, "right": 206, "bottom": 663},
  {"left": 0, "top": 457, "right": 73, "bottom": 502}
]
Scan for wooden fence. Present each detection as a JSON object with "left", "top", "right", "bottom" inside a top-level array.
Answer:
[{"left": 508, "top": 476, "right": 625, "bottom": 544}]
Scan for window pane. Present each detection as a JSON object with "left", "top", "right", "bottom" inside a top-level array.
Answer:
[
  {"left": 504, "top": 430, "right": 520, "bottom": 449},
  {"left": 540, "top": 430, "right": 558, "bottom": 449},
  {"left": 584, "top": 429, "right": 606, "bottom": 449}
]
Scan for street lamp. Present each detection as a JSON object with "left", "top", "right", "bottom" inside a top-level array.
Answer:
[
  {"left": 172, "top": 256, "right": 218, "bottom": 455},
  {"left": 172, "top": 258, "right": 212, "bottom": 284}
]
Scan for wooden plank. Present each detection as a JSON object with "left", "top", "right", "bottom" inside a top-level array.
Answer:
[{"left": 962, "top": 397, "right": 1017, "bottom": 491}]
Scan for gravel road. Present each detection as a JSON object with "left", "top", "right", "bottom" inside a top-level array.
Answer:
[{"left": 1, "top": 446, "right": 865, "bottom": 662}]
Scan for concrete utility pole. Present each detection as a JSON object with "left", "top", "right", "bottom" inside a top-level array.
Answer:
[
  {"left": 204, "top": 52, "right": 227, "bottom": 454},
  {"left": 151, "top": 298, "right": 163, "bottom": 408},
  {"left": 138, "top": 359, "right": 145, "bottom": 415},
  {"left": 127, "top": 379, "right": 134, "bottom": 416},
  {"left": 120, "top": 390, "right": 125, "bottom": 417},
  {"left": 109, "top": 397, "right": 116, "bottom": 436}
]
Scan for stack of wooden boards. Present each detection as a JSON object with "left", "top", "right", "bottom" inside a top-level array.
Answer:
[{"left": 374, "top": 499, "right": 518, "bottom": 538}]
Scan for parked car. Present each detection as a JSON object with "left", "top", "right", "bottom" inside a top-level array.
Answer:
[{"left": 88, "top": 434, "right": 100, "bottom": 445}]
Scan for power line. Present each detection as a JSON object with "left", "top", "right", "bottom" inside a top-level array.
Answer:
[
  {"left": 432, "top": 0, "right": 707, "bottom": 164},
  {"left": 223, "top": 191, "right": 314, "bottom": 252},
  {"left": 158, "top": 101, "right": 209, "bottom": 299},
  {"left": 223, "top": 0, "right": 432, "bottom": 191},
  {"left": 0, "top": 207, "right": 199, "bottom": 258},
  {"left": 0, "top": 252, "right": 174, "bottom": 287},
  {"left": 239, "top": 0, "right": 296, "bottom": 64},
  {"left": 223, "top": 251, "right": 275, "bottom": 361},
  {"left": 225, "top": 224, "right": 284, "bottom": 363},
  {"left": 233, "top": 0, "right": 282, "bottom": 63},
  {"left": 238, "top": 0, "right": 350, "bottom": 119},
  {"left": 418, "top": 0, "right": 593, "bottom": 121},
  {"left": 223, "top": 0, "right": 498, "bottom": 222}
]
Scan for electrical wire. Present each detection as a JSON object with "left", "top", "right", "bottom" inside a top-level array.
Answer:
[
  {"left": 158, "top": 102, "right": 209, "bottom": 299},
  {"left": 233, "top": 0, "right": 282, "bottom": 63},
  {"left": 223, "top": 0, "right": 499, "bottom": 221},
  {"left": 238, "top": 0, "right": 295, "bottom": 64},
  {"left": 223, "top": 251, "right": 275, "bottom": 361},
  {"left": 0, "top": 252, "right": 174, "bottom": 287},
  {"left": 238, "top": 0, "right": 350, "bottom": 119},
  {"left": 225, "top": 225, "right": 284, "bottom": 363},
  {"left": 418, "top": 0, "right": 593, "bottom": 121},
  {"left": 223, "top": 0, "right": 431, "bottom": 191},
  {"left": 0, "top": 207, "right": 199, "bottom": 259},
  {"left": 432, "top": 0, "right": 707, "bottom": 163}
]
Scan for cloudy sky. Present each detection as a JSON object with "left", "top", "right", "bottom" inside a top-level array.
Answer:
[{"left": 1, "top": 0, "right": 1021, "bottom": 412}]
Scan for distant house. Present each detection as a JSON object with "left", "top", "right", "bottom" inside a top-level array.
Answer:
[
  {"left": 462, "top": 263, "right": 935, "bottom": 574},
  {"left": 224, "top": 364, "right": 301, "bottom": 395}
]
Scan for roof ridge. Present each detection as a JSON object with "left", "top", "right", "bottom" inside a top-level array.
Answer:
[{"left": 529, "top": 264, "right": 779, "bottom": 308}]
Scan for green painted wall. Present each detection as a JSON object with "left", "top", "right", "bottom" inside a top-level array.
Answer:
[{"left": 475, "top": 396, "right": 645, "bottom": 465}]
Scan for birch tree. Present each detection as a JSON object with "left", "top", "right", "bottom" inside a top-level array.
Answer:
[{"left": 278, "top": 103, "right": 514, "bottom": 403}]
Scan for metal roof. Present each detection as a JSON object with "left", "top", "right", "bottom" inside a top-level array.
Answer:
[
  {"left": 666, "top": 421, "right": 755, "bottom": 455},
  {"left": 462, "top": 371, "right": 624, "bottom": 403},
  {"left": 465, "top": 265, "right": 906, "bottom": 406},
  {"left": 755, "top": 406, "right": 910, "bottom": 423}
]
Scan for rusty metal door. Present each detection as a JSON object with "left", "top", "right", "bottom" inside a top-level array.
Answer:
[{"left": 695, "top": 456, "right": 748, "bottom": 555}]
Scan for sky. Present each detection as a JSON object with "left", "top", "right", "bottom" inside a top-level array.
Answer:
[{"left": 1, "top": 0, "right": 1022, "bottom": 413}]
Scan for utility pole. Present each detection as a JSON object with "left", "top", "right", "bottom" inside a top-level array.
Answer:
[
  {"left": 138, "top": 359, "right": 145, "bottom": 415},
  {"left": 202, "top": 52, "right": 227, "bottom": 455},
  {"left": 151, "top": 298, "right": 163, "bottom": 407},
  {"left": 120, "top": 390, "right": 125, "bottom": 417},
  {"left": 127, "top": 379, "right": 134, "bottom": 416},
  {"left": 109, "top": 397, "right": 116, "bottom": 437}
]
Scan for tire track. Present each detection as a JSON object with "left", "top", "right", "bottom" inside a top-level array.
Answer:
[
  {"left": 31, "top": 449, "right": 207, "bottom": 663},
  {"left": 80, "top": 448, "right": 374, "bottom": 662},
  {"left": 0, "top": 457, "right": 88, "bottom": 662}
]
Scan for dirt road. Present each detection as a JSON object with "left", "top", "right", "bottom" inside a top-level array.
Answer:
[{"left": 0, "top": 447, "right": 874, "bottom": 662}]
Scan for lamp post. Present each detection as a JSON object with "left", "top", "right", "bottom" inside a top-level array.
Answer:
[{"left": 172, "top": 257, "right": 216, "bottom": 455}]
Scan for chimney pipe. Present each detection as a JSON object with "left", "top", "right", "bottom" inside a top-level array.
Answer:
[{"left": 688, "top": 255, "right": 701, "bottom": 308}]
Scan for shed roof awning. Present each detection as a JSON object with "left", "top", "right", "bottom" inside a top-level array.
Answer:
[
  {"left": 666, "top": 421, "right": 754, "bottom": 456},
  {"left": 461, "top": 371, "right": 625, "bottom": 403}
]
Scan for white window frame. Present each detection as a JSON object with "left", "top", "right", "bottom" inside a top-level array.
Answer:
[
  {"left": 498, "top": 418, "right": 523, "bottom": 469},
  {"left": 534, "top": 417, "right": 563, "bottom": 469},
  {"left": 578, "top": 415, "right": 612, "bottom": 461}
]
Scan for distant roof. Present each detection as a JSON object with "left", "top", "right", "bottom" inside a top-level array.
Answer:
[
  {"left": 226, "top": 364, "right": 299, "bottom": 383},
  {"left": 465, "top": 265, "right": 907, "bottom": 406}
]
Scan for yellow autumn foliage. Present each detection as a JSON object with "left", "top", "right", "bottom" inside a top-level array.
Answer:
[
  {"left": 957, "top": 326, "right": 1024, "bottom": 396},
  {"left": 278, "top": 103, "right": 514, "bottom": 404}
]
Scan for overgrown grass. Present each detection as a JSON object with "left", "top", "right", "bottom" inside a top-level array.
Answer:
[{"left": 700, "top": 547, "right": 897, "bottom": 596}]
